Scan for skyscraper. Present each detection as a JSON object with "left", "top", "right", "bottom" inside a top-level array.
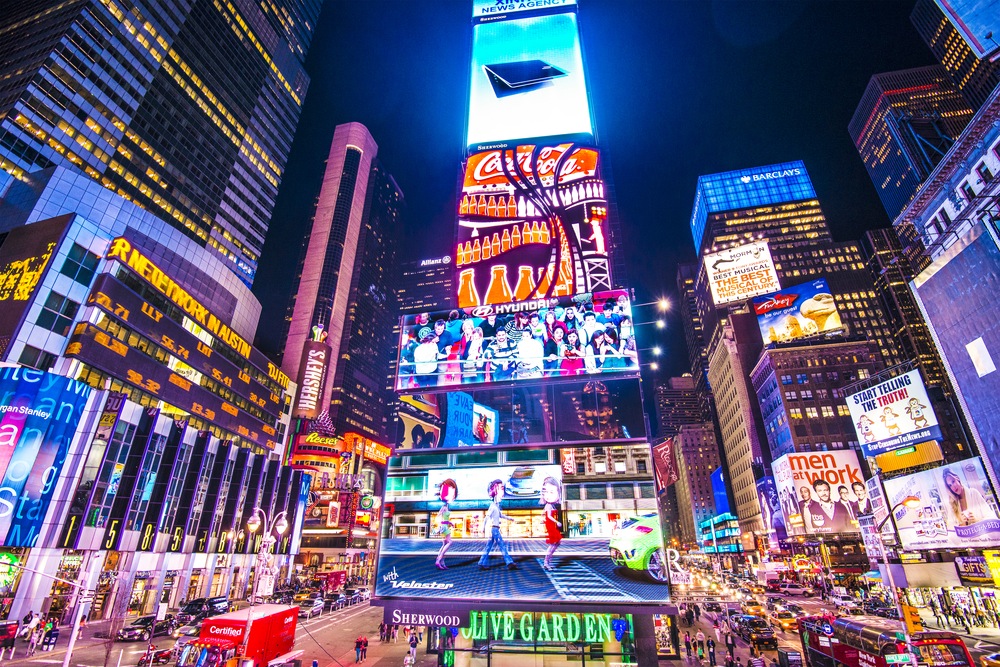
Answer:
[
  {"left": 0, "top": 0, "right": 321, "bottom": 286},
  {"left": 673, "top": 423, "right": 720, "bottom": 548},
  {"left": 848, "top": 66, "right": 974, "bottom": 220},
  {"left": 282, "top": 123, "right": 403, "bottom": 444},
  {"left": 911, "top": 0, "right": 1000, "bottom": 111},
  {"left": 653, "top": 375, "right": 704, "bottom": 437}
]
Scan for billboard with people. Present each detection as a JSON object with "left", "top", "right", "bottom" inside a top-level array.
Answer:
[
  {"left": 883, "top": 457, "right": 1000, "bottom": 549},
  {"left": 375, "top": 451, "right": 671, "bottom": 606},
  {"left": 772, "top": 450, "right": 865, "bottom": 536},
  {"left": 396, "top": 290, "right": 638, "bottom": 390}
]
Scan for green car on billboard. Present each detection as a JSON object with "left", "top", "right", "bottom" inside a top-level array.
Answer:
[{"left": 608, "top": 514, "right": 669, "bottom": 582}]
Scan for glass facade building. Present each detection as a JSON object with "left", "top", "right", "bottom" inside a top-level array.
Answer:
[{"left": 0, "top": 0, "right": 321, "bottom": 286}]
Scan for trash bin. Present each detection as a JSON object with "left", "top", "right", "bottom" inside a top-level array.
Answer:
[{"left": 42, "top": 628, "right": 59, "bottom": 651}]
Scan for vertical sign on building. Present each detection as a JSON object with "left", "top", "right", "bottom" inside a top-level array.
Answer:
[{"left": 293, "top": 338, "right": 331, "bottom": 419}]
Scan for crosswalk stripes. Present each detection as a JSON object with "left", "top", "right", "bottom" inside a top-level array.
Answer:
[{"left": 539, "top": 558, "right": 634, "bottom": 602}]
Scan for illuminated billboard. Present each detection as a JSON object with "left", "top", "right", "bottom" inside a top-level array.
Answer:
[
  {"left": 846, "top": 369, "right": 942, "bottom": 457},
  {"left": 772, "top": 450, "right": 864, "bottom": 536},
  {"left": 456, "top": 144, "right": 609, "bottom": 307},
  {"left": 884, "top": 457, "right": 1000, "bottom": 549},
  {"left": 375, "top": 452, "right": 671, "bottom": 605},
  {"left": 473, "top": 0, "right": 577, "bottom": 20},
  {"left": 397, "top": 290, "right": 637, "bottom": 390},
  {"left": 704, "top": 241, "right": 780, "bottom": 306},
  {"left": 690, "top": 160, "right": 816, "bottom": 252},
  {"left": 753, "top": 279, "right": 843, "bottom": 344},
  {"left": 468, "top": 12, "right": 592, "bottom": 150}
]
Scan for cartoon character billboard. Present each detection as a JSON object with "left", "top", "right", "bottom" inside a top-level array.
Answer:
[
  {"left": 375, "top": 454, "right": 672, "bottom": 605},
  {"left": 846, "top": 369, "right": 942, "bottom": 457},
  {"left": 772, "top": 450, "right": 865, "bottom": 536},
  {"left": 752, "top": 278, "right": 843, "bottom": 344}
]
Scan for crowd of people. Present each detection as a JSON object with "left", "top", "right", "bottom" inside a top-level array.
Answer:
[
  {"left": 18, "top": 611, "right": 61, "bottom": 656},
  {"left": 397, "top": 292, "right": 639, "bottom": 389}
]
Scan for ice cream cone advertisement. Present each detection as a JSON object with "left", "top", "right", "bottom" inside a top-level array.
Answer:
[
  {"left": 846, "top": 369, "right": 943, "bottom": 457},
  {"left": 752, "top": 278, "right": 844, "bottom": 344}
]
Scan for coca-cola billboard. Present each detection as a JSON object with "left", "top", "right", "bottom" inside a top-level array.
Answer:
[{"left": 455, "top": 143, "right": 610, "bottom": 309}]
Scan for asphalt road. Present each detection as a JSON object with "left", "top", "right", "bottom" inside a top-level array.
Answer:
[{"left": 0, "top": 603, "right": 431, "bottom": 667}]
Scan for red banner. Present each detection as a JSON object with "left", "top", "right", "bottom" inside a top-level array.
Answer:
[{"left": 652, "top": 438, "right": 679, "bottom": 490}]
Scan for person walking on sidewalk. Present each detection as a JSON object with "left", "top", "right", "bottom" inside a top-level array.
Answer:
[
  {"left": 360, "top": 636, "right": 368, "bottom": 662},
  {"left": 392, "top": 624, "right": 399, "bottom": 642},
  {"left": 355, "top": 636, "right": 363, "bottom": 663},
  {"left": 696, "top": 629, "right": 705, "bottom": 651},
  {"left": 725, "top": 631, "right": 736, "bottom": 659},
  {"left": 707, "top": 637, "right": 716, "bottom": 666},
  {"left": 714, "top": 622, "right": 721, "bottom": 643},
  {"left": 694, "top": 603, "right": 701, "bottom": 622},
  {"left": 409, "top": 630, "right": 419, "bottom": 659},
  {"left": 684, "top": 631, "right": 692, "bottom": 658}
]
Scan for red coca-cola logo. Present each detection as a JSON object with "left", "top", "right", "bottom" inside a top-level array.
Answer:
[
  {"left": 466, "top": 145, "right": 597, "bottom": 187},
  {"left": 754, "top": 293, "right": 796, "bottom": 315}
]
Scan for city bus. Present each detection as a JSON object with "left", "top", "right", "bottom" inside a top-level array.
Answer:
[{"left": 798, "top": 615, "right": 974, "bottom": 667}]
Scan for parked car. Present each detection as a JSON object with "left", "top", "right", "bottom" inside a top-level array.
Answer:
[
  {"left": 779, "top": 582, "right": 811, "bottom": 595},
  {"left": 298, "top": 598, "right": 324, "bottom": 619},
  {"left": 117, "top": 616, "right": 175, "bottom": 642},
  {"left": 735, "top": 617, "right": 778, "bottom": 649},
  {"left": 325, "top": 593, "right": 348, "bottom": 611},
  {"left": 608, "top": 514, "right": 670, "bottom": 582},
  {"left": 176, "top": 597, "right": 229, "bottom": 625},
  {"left": 768, "top": 610, "right": 799, "bottom": 632}
]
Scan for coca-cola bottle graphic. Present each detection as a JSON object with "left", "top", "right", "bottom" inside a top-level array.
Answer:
[
  {"left": 457, "top": 268, "right": 480, "bottom": 308},
  {"left": 484, "top": 265, "right": 513, "bottom": 304},
  {"left": 513, "top": 266, "right": 536, "bottom": 301}
]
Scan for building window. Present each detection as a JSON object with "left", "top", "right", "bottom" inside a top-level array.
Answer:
[
  {"left": 784, "top": 391, "right": 797, "bottom": 401},
  {"left": 789, "top": 408, "right": 803, "bottom": 420},
  {"left": 59, "top": 244, "right": 99, "bottom": 286},
  {"left": 636, "top": 459, "right": 648, "bottom": 473},
  {"left": 837, "top": 404, "right": 850, "bottom": 417},
  {"left": 781, "top": 374, "right": 792, "bottom": 385},
  {"left": 612, "top": 484, "right": 634, "bottom": 500},
  {"left": 821, "top": 405, "right": 834, "bottom": 418},
  {"left": 584, "top": 484, "right": 608, "bottom": 500},
  {"left": 18, "top": 345, "right": 56, "bottom": 370},
  {"left": 36, "top": 293, "right": 79, "bottom": 336},
  {"left": 800, "top": 390, "right": 813, "bottom": 400},
  {"left": 805, "top": 407, "right": 819, "bottom": 419},
  {"left": 638, "top": 483, "right": 655, "bottom": 498},
  {"left": 978, "top": 164, "right": 995, "bottom": 184},
  {"left": 576, "top": 463, "right": 586, "bottom": 474},
  {"left": 796, "top": 373, "right": 808, "bottom": 384},
  {"left": 565, "top": 486, "right": 581, "bottom": 501}
]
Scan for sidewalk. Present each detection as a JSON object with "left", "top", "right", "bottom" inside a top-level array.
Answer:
[{"left": 916, "top": 608, "right": 1000, "bottom": 649}]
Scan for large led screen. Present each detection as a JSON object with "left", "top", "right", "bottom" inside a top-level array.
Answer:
[
  {"left": 376, "top": 450, "right": 671, "bottom": 605},
  {"left": 456, "top": 144, "right": 610, "bottom": 307},
  {"left": 395, "top": 378, "right": 647, "bottom": 451},
  {"left": 467, "top": 12, "right": 593, "bottom": 150},
  {"left": 753, "top": 278, "right": 844, "bottom": 344},
  {"left": 773, "top": 450, "right": 864, "bottom": 536},
  {"left": 397, "top": 290, "right": 638, "bottom": 390},
  {"left": 884, "top": 457, "right": 1000, "bottom": 549},
  {"left": 704, "top": 241, "right": 780, "bottom": 306},
  {"left": 846, "top": 369, "right": 942, "bottom": 458}
]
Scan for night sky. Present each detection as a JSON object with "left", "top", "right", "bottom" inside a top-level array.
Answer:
[{"left": 252, "top": 0, "right": 937, "bottom": 378}]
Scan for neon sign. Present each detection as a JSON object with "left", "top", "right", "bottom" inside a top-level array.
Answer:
[{"left": 460, "top": 611, "right": 627, "bottom": 644}]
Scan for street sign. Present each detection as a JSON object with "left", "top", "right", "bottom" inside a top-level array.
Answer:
[{"left": 885, "top": 654, "right": 912, "bottom": 664}]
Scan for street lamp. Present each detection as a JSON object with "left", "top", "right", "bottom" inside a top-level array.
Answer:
[
  {"left": 241, "top": 508, "right": 288, "bottom": 661},
  {"left": 876, "top": 495, "right": 921, "bottom": 636}
]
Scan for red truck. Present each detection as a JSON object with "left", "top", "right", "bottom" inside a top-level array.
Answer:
[{"left": 175, "top": 604, "right": 299, "bottom": 667}]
